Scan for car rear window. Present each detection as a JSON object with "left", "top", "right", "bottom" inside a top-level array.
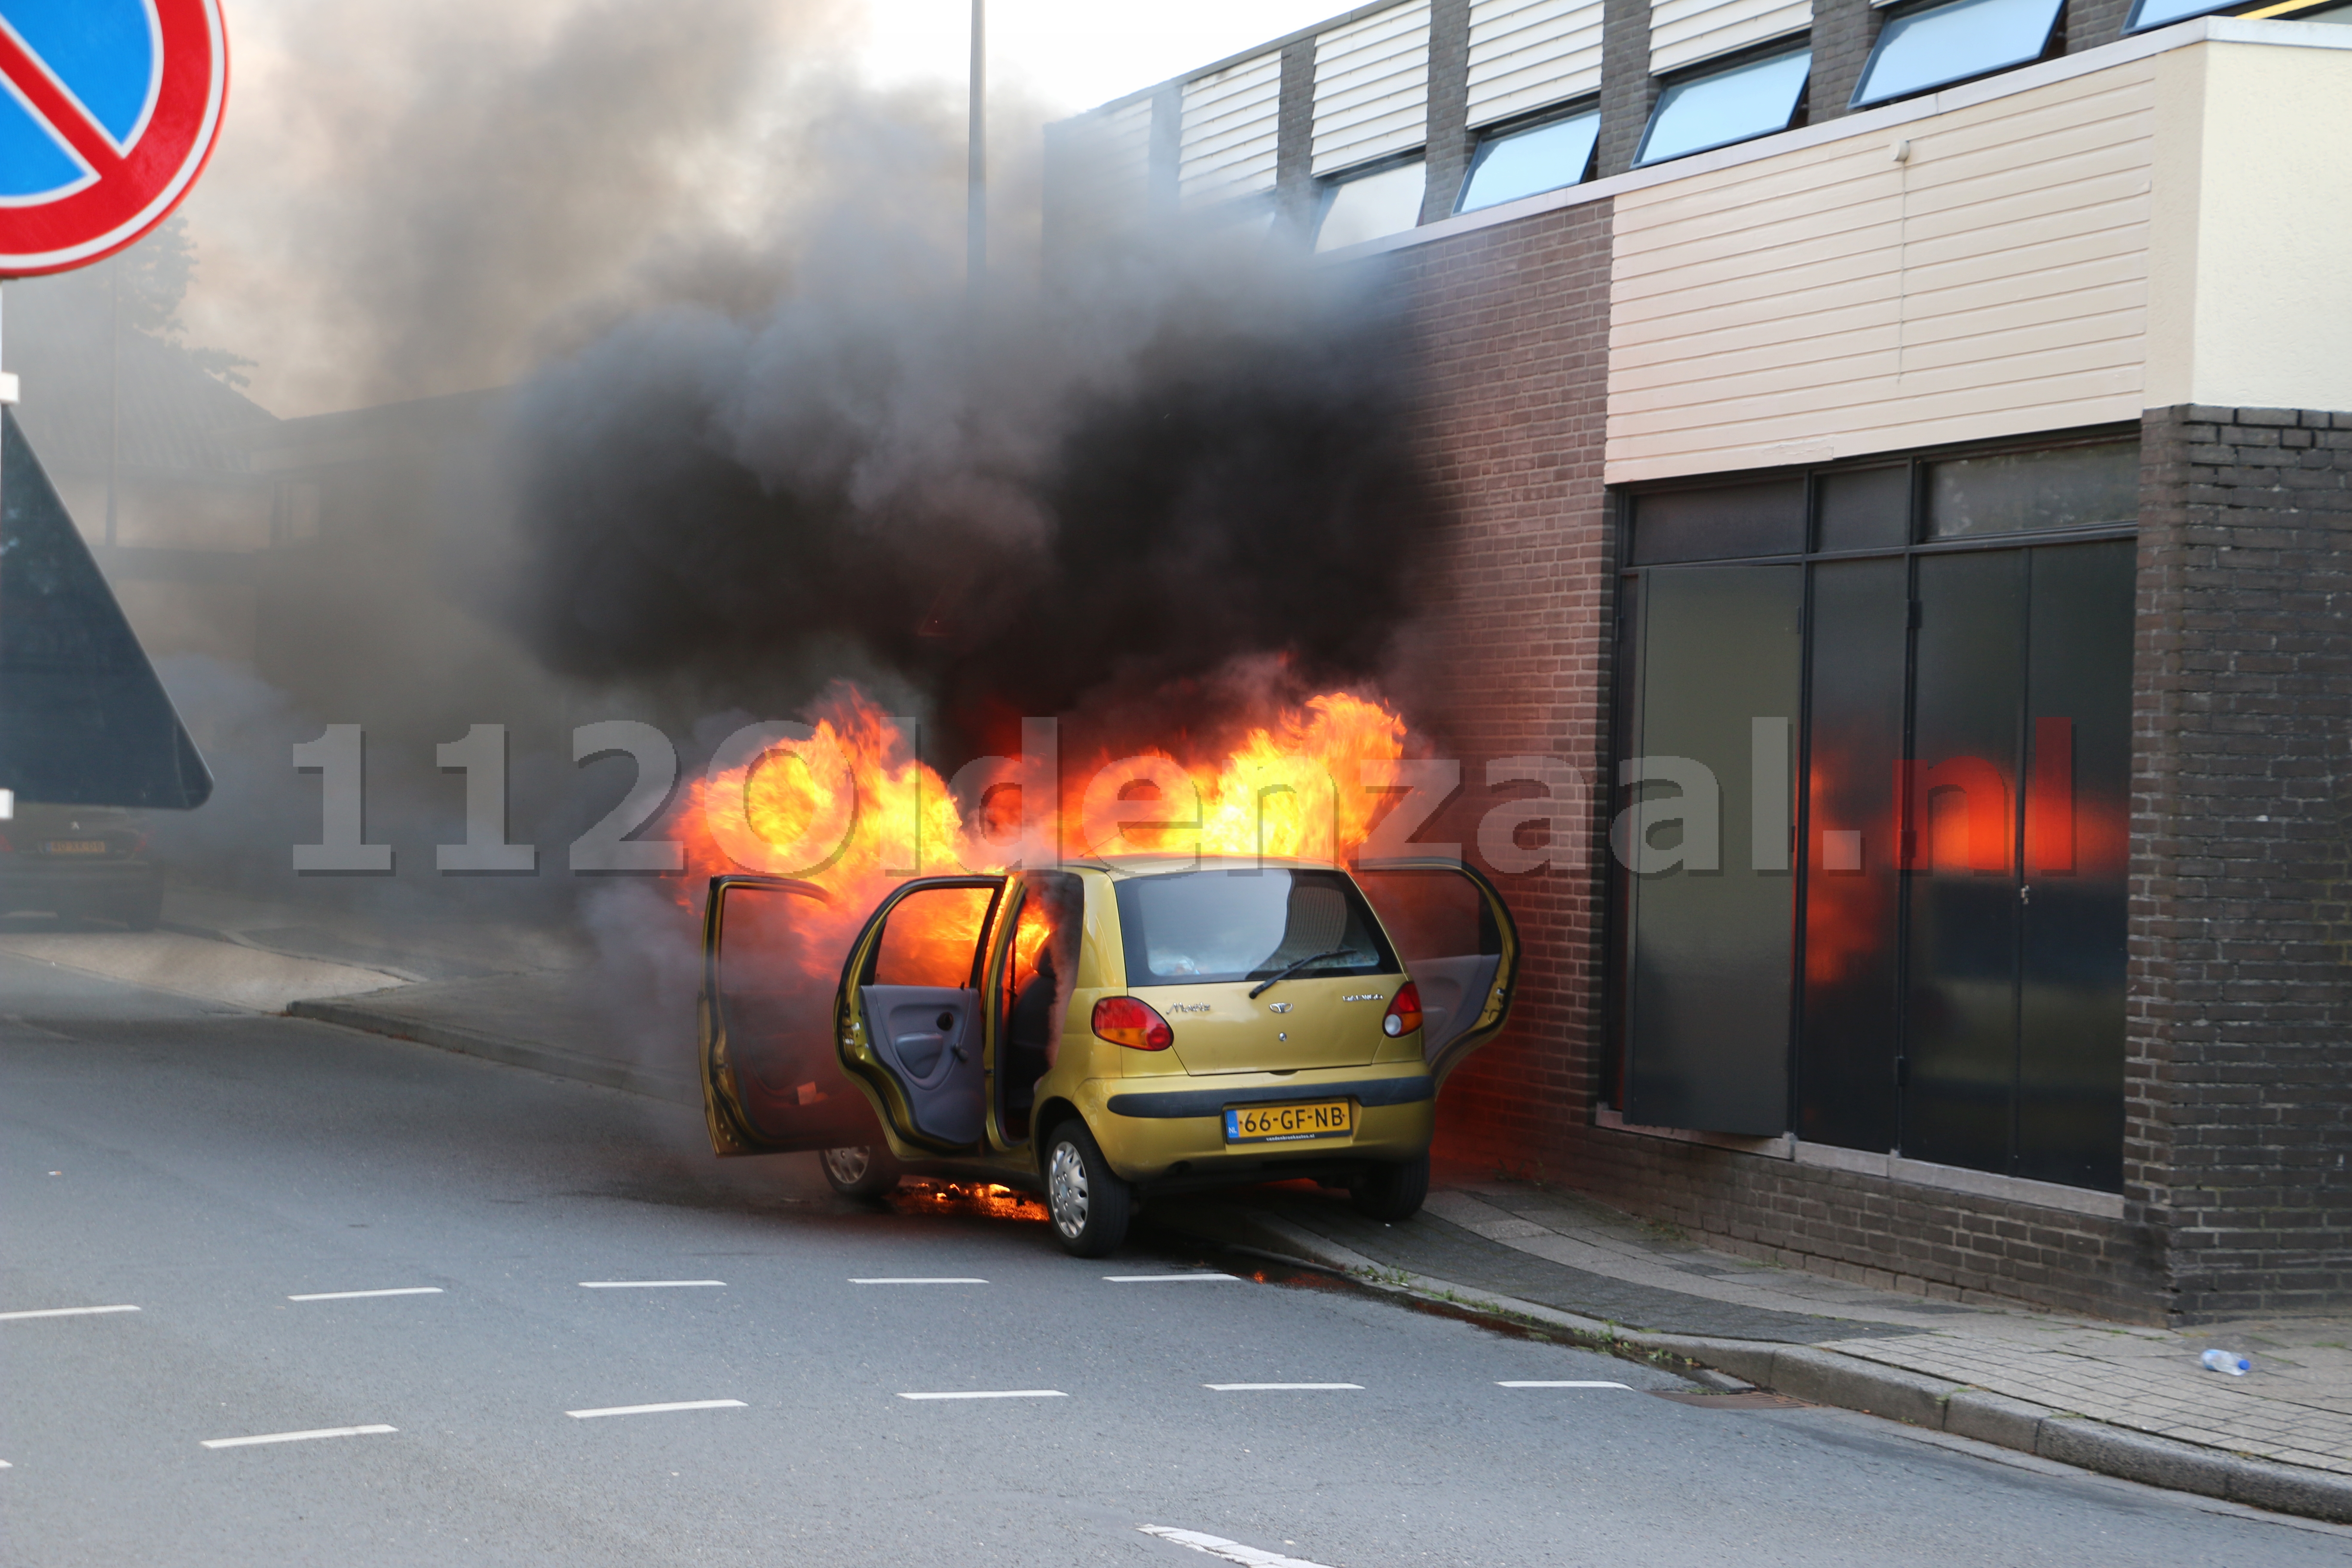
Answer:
[{"left": 1113, "top": 870, "right": 1397, "bottom": 987}]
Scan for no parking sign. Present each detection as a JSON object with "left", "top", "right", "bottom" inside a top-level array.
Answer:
[{"left": 0, "top": 0, "right": 228, "bottom": 277}]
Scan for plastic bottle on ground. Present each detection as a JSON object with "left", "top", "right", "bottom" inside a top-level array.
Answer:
[{"left": 2201, "top": 1348, "right": 2251, "bottom": 1376}]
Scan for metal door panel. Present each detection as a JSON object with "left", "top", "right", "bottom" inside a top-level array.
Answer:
[
  {"left": 1354, "top": 858, "right": 1521, "bottom": 1086},
  {"left": 833, "top": 876, "right": 1002, "bottom": 1154}
]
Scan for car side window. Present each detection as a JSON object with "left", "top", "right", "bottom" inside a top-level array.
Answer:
[{"left": 870, "top": 885, "right": 994, "bottom": 989}]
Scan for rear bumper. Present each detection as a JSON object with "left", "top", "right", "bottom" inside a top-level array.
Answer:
[
  {"left": 1083, "top": 1071, "right": 1436, "bottom": 1183},
  {"left": 0, "top": 863, "right": 162, "bottom": 912}
]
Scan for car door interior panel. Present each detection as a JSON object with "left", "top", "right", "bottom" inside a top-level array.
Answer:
[{"left": 861, "top": 984, "right": 986, "bottom": 1145}]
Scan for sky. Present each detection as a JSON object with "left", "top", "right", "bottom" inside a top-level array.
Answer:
[{"left": 851, "top": 0, "right": 1343, "bottom": 112}]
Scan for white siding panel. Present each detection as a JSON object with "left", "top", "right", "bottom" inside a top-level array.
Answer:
[
  {"left": 1466, "top": 0, "right": 1605, "bottom": 127},
  {"left": 1313, "top": 1, "right": 1432, "bottom": 175},
  {"left": 1181, "top": 53, "right": 1282, "bottom": 203},
  {"left": 1605, "top": 60, "right": 2157, "bottom": 483},
  {"left": 1056, "top": 98, "right": 1156, "bottom": 234},
  {"left": 1649, "top": 0, "right": 1813, "bottom": 75}
]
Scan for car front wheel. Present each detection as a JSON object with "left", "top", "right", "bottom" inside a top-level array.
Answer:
[
  {"left": 1044, "top": 1120, "right": 1132, "bottom": 1258},
  {"left": 1350, "top": 1150, "right": 1430, "bottom": 1222},
  {"left": 819, "top": 1145, "right": 900, "bottom": 1200}
]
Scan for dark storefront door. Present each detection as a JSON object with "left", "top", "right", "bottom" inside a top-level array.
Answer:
[{"left": 1903, "top": 540, "right": 2132, "bottom": 1190}]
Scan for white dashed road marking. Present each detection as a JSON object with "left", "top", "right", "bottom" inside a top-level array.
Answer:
[
  {"left": 577, "top": 1280, "right": 725, "bottom": 1289},
  {"left": 1497, "top": 1380, "right": 1632, "bottom": 1389},
  {"left": 851, "top": 1277, "right": 988, "bottom": 1285},
  {"left": 1139, "top": 1525, "right": 1338, "bottom": 1567},
  {"left": 0, "top": 1305, "right": 139, "bottom": 1321},
  {"left": 288, "top": 1288, "right": 443, "bottom": 1302},
  {"left": 202, "top": 1425, "right": 396, "bottom": 1449},
  {"left": 896, "top": 1390, "right": 1068, "bottom": 1401},
  {"left": 1204, "top": 1383, "right": 1362, "bottom": 1392},
  {"left": 566, "top": 1400, "right": 747, "bottom": 1419},
  {"left": 1103, "top": 1274, "right": 1238, "bottom": 1283}
]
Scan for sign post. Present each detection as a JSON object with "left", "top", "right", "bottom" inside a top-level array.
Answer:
[{"left": 0, "top": 0, "right": 230, "bottom": 813}]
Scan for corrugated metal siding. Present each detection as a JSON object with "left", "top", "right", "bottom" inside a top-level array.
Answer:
[
  {"left": 1056, "top": 97, "right": 1157, "bottom": 233},
  {"left": 1313, "top": 1, "right": 1432, "bottom": 175},
  {"left": 1180, "top": 53, "right": 1283, "bottom": 202},
  {"left": 1605, "top": 61, "right": 2156, "bottom": 483},
  {"left": 1467, "top": 0, "right": 1606, "bottom": 127},
  {"left": 1649, "top": 0, "right": 1813, "bottom": 74}
]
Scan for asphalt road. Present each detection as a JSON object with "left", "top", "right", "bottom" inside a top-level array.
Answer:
[{"left": 3, "top": 951, "right": 2345, "bottom": 1568}]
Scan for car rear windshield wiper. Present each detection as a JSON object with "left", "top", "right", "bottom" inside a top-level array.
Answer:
[{"left": 1247, "top": 947, "right": 1355, "bottom": 1000}]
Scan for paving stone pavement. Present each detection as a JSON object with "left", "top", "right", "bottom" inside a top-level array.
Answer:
[{"left": 1250, "top": 1176, "right": 2352, "bottom": 1479}]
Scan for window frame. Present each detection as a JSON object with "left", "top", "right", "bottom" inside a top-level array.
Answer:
[
  {"left": 1847, "top": 0, "right": 2066, "bottom": 110},
  {"left": 1453, "top": 100, "right": 1603, "bottom": 215},
  {"left": 1632, "top": 42, "right": 1813, "bottom": 170},
  {"left": 1311, "top": 150, "right": 1430, "bottom": 251}
]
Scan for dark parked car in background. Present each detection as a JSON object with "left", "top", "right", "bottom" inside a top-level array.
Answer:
[{"left": 0, "top": 804, "right": 166, "bottom": 929}]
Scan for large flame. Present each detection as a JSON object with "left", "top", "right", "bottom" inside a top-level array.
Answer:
[{"left": 678, "top": 685, "right": 1411, "bottom": 983}]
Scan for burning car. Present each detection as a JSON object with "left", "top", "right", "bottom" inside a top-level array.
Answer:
[{"left": 696, "top": 854, "right": 1517, "bottom": 1256}]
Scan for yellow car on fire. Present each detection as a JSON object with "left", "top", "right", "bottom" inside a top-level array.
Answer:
[{"left": 697, "top": 856, "right": 1517, "bottom": 1256}]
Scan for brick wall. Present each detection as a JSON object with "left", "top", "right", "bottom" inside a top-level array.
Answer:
[
  {"left": 2132, "top": 404, "right": 2352, "bottom": 1319},
  {"left": 1809, "top": 0, "right": 1882, "bottom": 125}
]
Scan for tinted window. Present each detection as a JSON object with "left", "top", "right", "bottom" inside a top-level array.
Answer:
[
  {"left": 2123, "top": 0, "right": 2230, "bottom": 31},
  {"left": 1114, "top": 870, "right": 1396, "bottom": 987},
  {"left": 1926, "top": 441, "right": 2138, "bottom": 539},
  {"left": 1632, "top": 478, "right": 1807, "bottom": 563},
  {"left": 1851, "top": 0, "right": 2062, "bottom": 108},
  {"left": 1457, "top": 110, "right": 1601, "bottom": 212},
  {"left": 1815, "top": 465, "right": 1911, "bottom": 551},
  {"left": 1315, "top": 161, "right": 1427, "bottom": 251},
  {"left": 1635, "top": 49, "right": 1810, "bottom": 168}
]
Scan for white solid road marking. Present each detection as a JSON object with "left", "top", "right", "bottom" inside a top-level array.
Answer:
[
  {"left": 288, "top": 1287, "right": 444, "bottom": 1302},
  {"left": 1139, "top": 1525, "right": 1337, "bottom": 1568},
  {"left": 577, "top": 1280, "right": 725, "bottom": 1289},
  {"left": 850, "top": 1277, "right": 988, "bottom": 1285},
  {"left": 201, "top": 1425, "right": 396, "bottom": 1449},
  {"left": 1203, "top": 1383, "right": 1363, "bottom": 1392},
  {"left": 566, "top": 1400, "right": 747, "bottom": 1419},
  {"left": 1497, "top": 1380, "right": 1633, "bottom": 1389},
  {"left": 0, "top": 1305, "right": 139, "bottom": 1322},
  {"left": 896, "top": 1390, "right": 1068, "bottom": 1401},
  {"left": 1102, "top": 1274, "right": 1238, "bottom": 1283}
]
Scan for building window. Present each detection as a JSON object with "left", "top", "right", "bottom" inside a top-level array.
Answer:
[
  {"left": 1314, "top": 159, "right": 1427, "bottom": 251},
  {"left": 1850, "top": 0, "right": 2063, "bottom": 109},
  {"left": 1633, "top": 47, "right": 1810, "bottom": 168},
  {"left": 1455, "top": 108, "right": 1601, "bottom": 213},
  {"left": 1610, "top": 434, "right": 2139, "bottom": 1192},
  {"left": 2127, "top": 0, "right": 2352, "bottom": 30}
]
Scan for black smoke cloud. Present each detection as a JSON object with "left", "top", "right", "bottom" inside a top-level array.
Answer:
[{"left": 502, "top": 251, "right": 1442, "bottom": 758}]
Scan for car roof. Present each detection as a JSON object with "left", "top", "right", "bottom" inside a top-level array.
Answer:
[{"left": 1063, "top": 854, "right": 1348, "bottom": 882}]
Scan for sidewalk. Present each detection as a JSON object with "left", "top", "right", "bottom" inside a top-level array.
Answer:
[
  {"left": 277, "top": 960, "right": 2352, "bottom": 1525},
  {"left": 1150, "top": 1175, "right": 2352, "bottom": 1524}
]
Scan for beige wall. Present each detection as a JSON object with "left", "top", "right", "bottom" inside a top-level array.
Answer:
[
  {"left": 2146, "top": 31, "right": 2352, "bottom": 412},
  {"left": 1605, "top": 61, "right": 2155, "bottom": 483}
]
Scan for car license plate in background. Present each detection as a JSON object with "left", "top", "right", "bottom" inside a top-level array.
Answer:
[
  {"left": 43, "top": 840, "right": 108, "bottom": 855},
  {"left": 1224, "top": 1099, "right": 1355, "bottom": 1144}
]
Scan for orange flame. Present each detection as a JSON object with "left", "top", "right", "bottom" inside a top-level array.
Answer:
[{"left": 677, "top": 686, "right": 1410, "bottom": 983}]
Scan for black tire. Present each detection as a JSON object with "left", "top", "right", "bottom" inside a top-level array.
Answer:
[
  {"left": 1043, "top": 1119, "right": 1132, "bottom": 1258},
  {"left": 1351, "top": 1150, "right": 1430, "bottom": 1222},
  {"left": 116, "top": 887, "right": 163, "bottom": 931},
  {"left": 819, "top": 1145, "right": 901, "bottom": 1200}
]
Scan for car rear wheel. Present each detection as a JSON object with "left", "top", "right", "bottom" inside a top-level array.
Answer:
[
  {"left": 1350, "top": 1150, "right": 1430, "bottom": 1222},
  {"left": 819, "top": 1145, "right": 900, "bottom": 1200},
  {"left": 1044, "top": 1120, "right": 1131, "bottom": 1258}
]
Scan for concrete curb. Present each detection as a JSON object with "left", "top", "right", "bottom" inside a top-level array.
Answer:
[
  {"left": 288, "top": 996, "right": 699, "bottom": 1108},
  {"left": 1159, "top": 1202, "right": 2352, "bottom": 1527}
]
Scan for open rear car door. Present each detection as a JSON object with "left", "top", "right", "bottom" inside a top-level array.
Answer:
[
  {"left": 1354, "top": 859, "right": 1520, "bottom": 1087},
  {"left": 701, "top": 875, "right": 885, "bottom": 1156},
  {"left": 834, "top": 876, "right": 1005, "bottom": 1154}
]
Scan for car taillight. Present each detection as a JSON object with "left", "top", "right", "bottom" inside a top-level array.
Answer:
[
  {"left": 1092, "top": 995, "right": 1173, "bottom": 1051},
  {"left": 1382, "top": 983, "right": 1424, "bottom": 1038}
]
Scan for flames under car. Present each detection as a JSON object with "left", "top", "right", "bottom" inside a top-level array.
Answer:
[{"left": 696, "top": 854, "right": 1518, "bottom": 1256}]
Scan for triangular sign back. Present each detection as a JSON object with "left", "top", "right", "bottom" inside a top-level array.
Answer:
[{"left": 0, "top": 408, "right": 213, "bottom": 809}]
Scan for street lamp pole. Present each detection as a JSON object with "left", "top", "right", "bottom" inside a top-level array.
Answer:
[{"left": 967, "top": 0, "right": 986, "bottom": 308}]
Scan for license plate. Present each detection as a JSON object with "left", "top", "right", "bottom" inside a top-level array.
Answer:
[
  {"left": 43, "top": 840, "right": 108, "bottom": 855},
  {"left": 1224, "top": 1099, "right": 1355, "bottom": 1144}
]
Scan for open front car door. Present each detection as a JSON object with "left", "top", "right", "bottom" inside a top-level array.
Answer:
[
  {"left": 1354, "top": 859, "right": 1521, "bottom": 1087},
  {"left": 834, "top": 876, "right": 1005, "bottom": 1155},
  {"left": 701, "top": 875, "right": 886, "bottom": 1156}
]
